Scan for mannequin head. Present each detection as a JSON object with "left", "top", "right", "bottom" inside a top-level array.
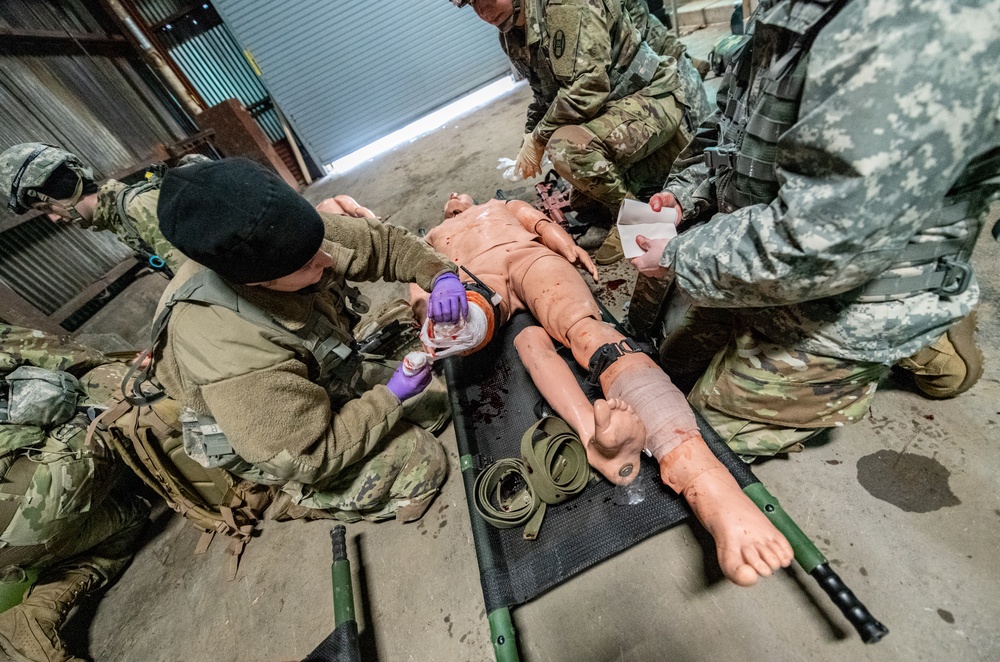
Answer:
[{"left": 443, "top": 192, "right": 475, "bottom": 218}]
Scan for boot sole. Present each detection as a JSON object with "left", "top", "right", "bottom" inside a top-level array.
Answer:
[{"left": 946, "top": 309, "right": 985, "bottom": 396}]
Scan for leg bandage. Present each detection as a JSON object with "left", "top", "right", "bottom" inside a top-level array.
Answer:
[{"left": 605, "top": 366, "right": 699, "bottom": 461}]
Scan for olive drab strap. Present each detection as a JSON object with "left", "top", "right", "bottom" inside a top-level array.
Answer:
[
  {"left": 473, "top": 417, "right": 589, "bottom": 540},
  {"left": 115, "top": 164, "right": 173, "bottom": 278}
]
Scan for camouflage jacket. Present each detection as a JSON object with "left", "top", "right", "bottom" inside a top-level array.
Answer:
[
  {"left": 501, "top": 0, "right": 679, "bottom": 141},
  {"left": 154, "top": 213, "right": 456, "bottom": 487},
  {"left": 83, "top": 180, "right": 184, "bottom": 273},
  {"left": 661, "top": 0, "right": 1000, "bottom": 364},
  {"left": 623, "top": 0, "right": 710, "bottom": 128}
]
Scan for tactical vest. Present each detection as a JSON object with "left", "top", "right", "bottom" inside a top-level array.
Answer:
[
  {"left": 703, "top": 0, "right": 990, "bottom": 300},
  {"left": 504, "top": 0, "right": 662, "bottom": 115},
  {"left": 129, "top": 269, "right": 368, "bottom": 479},
  {"left": 704, "top": 0, "right": 829, "bottom": 214}
]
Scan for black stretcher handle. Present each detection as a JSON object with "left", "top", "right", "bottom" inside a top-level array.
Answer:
[
  {"left": 745, "top": 484, "right": 888, "bottom": 643},
  {"left": 810, "top": 564, "right": 889, "bottom": 643}
]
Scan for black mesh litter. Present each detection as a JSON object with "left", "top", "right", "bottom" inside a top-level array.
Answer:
[
  {"left": 446, "top": 313, "right": 758, "bottom": 612},
  {"left": 302, "top": 622, "right": 360, "bottom": 662}
]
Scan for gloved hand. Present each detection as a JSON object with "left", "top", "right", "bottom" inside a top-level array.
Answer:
[
  {"left": 428, "top": 272, "right": 468, "bottom": 324},
  {"left": 515, "top": 133, "right": 545, "bottom": 179},
  {"left": 385, "top": 362, "right": 432, "bottom": 401}
]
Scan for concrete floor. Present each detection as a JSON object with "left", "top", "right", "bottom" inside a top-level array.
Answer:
[{"left": 77, "top": 24, "right": 1000, "bottom": 662}]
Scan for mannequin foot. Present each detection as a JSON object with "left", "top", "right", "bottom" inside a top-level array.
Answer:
[
  {"left": 588, "top": 398, "right": 647, "bottom": 485},
  {"left": 672, "top": 464, "right": 793, "bottom": 586}
]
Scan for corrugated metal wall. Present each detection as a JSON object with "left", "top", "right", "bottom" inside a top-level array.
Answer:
[
  {"left": 0, "top": 0, "right": 196, "bottom": 332},
  {"left": 0, "top": 219, "right": 132, "bottom": 316},
  {"left": 133, "top": 0, "right": 285, "bottom": 142},
  {"left": 0, "top": 0, "right": 192, "bottom": 232},
  {"left": 211, "top": 0, "right": 512, "bottom": 165}
]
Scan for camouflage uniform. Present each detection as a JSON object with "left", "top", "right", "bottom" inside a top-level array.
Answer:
[
  {"left": 501, "top": 0, "right": 689, "bottom": 208},
  {"left": 154, "top": 213, "right": 456, "bottom": 523},
  {"left": 622, "top": 0, "right": 711, "bottom": 129},
  {"left": 0, "top": 326, "right": 148, "bottom": 660},
  {"left": 85, "top": 179, "right": 185, "bottom": 273},
  {"left": 0, "top": 143, "right": 201, "bottom": 276},
  {"left": 653, "top": 0, "right": 1000, "bottom": 459}
]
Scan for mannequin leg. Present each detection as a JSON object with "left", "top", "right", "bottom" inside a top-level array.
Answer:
[
  {"left": 659, "top": 438, "right": 794, "bottom": 586},
  {"left": 514, "top": 326, "right": 645, "bottom": 485}
]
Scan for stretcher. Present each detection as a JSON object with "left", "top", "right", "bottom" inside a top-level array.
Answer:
[{"left": 444, "top": 312, "right": 887, "bottom": 662}]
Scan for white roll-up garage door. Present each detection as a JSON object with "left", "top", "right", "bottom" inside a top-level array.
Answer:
[{"left": 212, "top": 0, "right": 512, "bottom": 166}]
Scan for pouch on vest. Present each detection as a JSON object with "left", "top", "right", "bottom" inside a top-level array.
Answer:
[
  {"left": 178, "top": 407, "right": 285, "bottom": 485},
  {"left": 88, "top": 389, "right": 276, "bottom": 581},
  {"left": 3, "top": 367, "right": 81, "bottom": 428},
  {"left": 180, "top": 407, "right": 242, "bottom": 469}
]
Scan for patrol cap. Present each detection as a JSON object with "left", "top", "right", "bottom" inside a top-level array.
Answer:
[
  {"left": 0, "top": 143, "right": 94, "bottom": 214},
  {"left": 157, "top": 157, "right": 324, "bottom": 284}
]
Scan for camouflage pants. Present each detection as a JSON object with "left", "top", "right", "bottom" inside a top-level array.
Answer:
[
  {"left": 546, "top": 90, "right": 687, "bottom": 209},
  {"left": 285, "top": 420, "right": 448, "bottom": 523},
  {"left": 278, "top": 316, "right": 451, "bottom": 522},
  {"left": 0, "top": 419, "right": 149, "bottom": 590},
  {"left": 660, "top": 306, "right": 889, "bottom": 460}
]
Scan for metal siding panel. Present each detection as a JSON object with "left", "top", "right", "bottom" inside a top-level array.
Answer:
[
  {"left": 0, "top": 220, "right": 131, "bottom": 315},
  {"left": 212, "top": 0, "right": 511, "bottom": 164}
]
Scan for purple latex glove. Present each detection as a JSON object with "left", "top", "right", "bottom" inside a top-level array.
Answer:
[
  {"left": 385, "top": 363, "right": 432, "bottom": 401},
  {"left": 428, "top": 272, "right": 469, "bottom": 324}
]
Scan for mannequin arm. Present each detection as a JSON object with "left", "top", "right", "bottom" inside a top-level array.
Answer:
[{"left": 507, "top": 200, "right": 598, "bottom": 281}]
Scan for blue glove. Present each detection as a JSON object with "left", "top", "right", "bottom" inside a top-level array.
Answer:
[
  {"left": 385, "top": 363, "right": 432, "bottom": 401},
  {"left": 428, "top": 272, "right": 468, "bottom": 324}
]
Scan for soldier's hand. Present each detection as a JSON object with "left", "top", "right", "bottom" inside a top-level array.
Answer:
[
  {"left": 515, "top": 133, "right": 545, "bottom": 179},
  {"left": 630, "top": 235, "right": 671, "bottom": 278},
  {"left": 649, "top": 192, "right": 683, "bottom": 224}
]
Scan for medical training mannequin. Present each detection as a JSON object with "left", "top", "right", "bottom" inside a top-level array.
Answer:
[{"left": 409, "top": 194, "right": 793, "bottom": 586}]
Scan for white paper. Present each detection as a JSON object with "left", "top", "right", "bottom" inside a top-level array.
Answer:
[{"left": 616, "top": 198, "right": 678, "bottom": 259}]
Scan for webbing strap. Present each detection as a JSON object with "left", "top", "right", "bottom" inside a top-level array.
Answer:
[
  {"left": 472, "top": 417, "right": 589, "bottom": 540},
  {"left": 0, "top": 456, "right": 38, "bottom": 533}
]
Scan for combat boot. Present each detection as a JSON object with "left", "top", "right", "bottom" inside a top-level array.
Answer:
[
  {"left": 595, "top": 226, "right": 624, "bottom": 265},
  {"left": 897, "top": 310, "right": 984, "bottom": 399},
  {"left": 0, "top": 568, "right": 100, "bottom": 662}
]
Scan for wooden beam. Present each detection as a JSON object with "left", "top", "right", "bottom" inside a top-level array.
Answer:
[
  {"left": 0, "top": 280, "right": 63, "bottom": 333},
  {"left": 50, "top": 259, "right": 138, "bottom": 325},
  {"left": 0, "top": 27, "right": 133, "bottom": 56},
  {"left": 148, "top": 3, "right": 203, "bottom": 33}
]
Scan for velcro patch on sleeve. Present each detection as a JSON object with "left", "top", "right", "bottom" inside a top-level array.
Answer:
[{"left": 546, "top": 5, "right": 584, "bottom": 80}]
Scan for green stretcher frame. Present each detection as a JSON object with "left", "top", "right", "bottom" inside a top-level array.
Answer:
[
  {"left": 450, "top": 305, "right": 887, "bottom": 661},
  {"left": 476, "top": 435, "right": 888, "bottom": 662}
]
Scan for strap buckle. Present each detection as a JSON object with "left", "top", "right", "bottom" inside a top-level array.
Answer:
[
  {"left": 586, "top": 338, "right": 645, "bottom": 386},
  {"left": 704, "top": 145, "right": 737, "bottom": 171},
  {"left": 935, "top": 256, "right": 973, "bottom": 296}
]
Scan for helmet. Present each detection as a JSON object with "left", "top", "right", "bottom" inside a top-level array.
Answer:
[{"left": 0, "top": 142, "right": 94, "bottom": 216}]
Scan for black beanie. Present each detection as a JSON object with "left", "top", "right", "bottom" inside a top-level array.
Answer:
[{"left": 157, "top": 158, "right": 324, "bottom": 284}]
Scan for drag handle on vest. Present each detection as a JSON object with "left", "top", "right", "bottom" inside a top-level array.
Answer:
[{"left": 329, "top": 525, "right": 362, "bottom": 661}]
